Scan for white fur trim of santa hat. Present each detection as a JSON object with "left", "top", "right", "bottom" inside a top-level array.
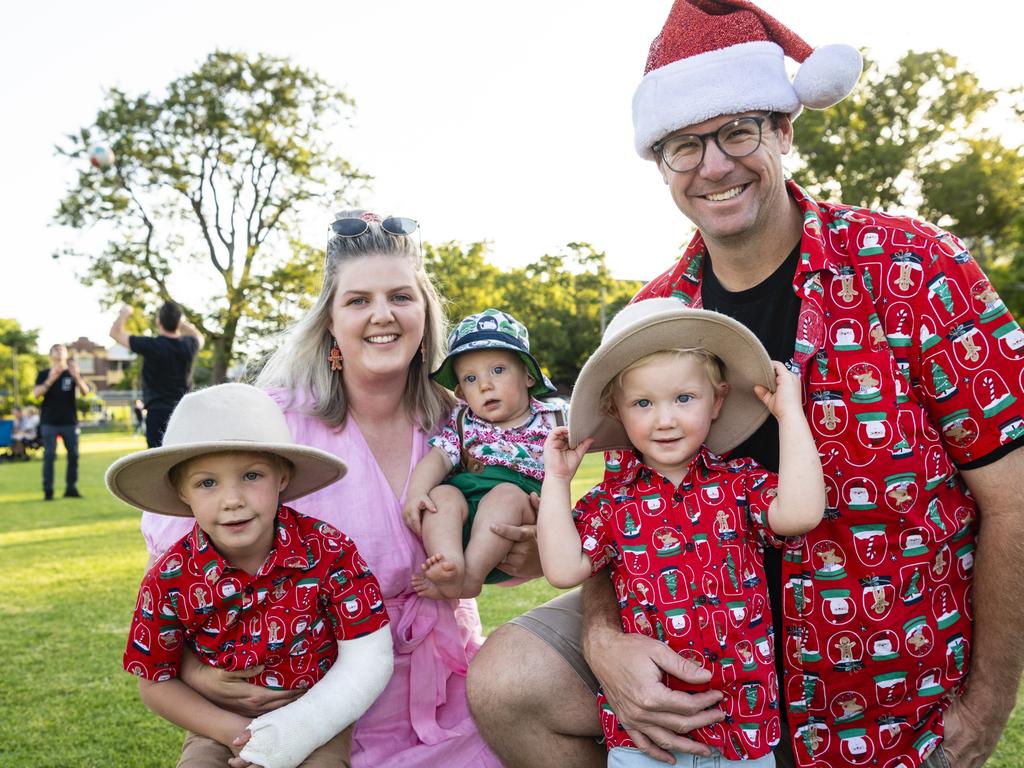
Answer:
[{"left": 632, "top": 0, "right": 862, "bottom": 160}]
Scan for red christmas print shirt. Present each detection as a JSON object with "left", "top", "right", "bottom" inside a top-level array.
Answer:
[
  {"left": 628, "top": 180, "right": 1024, "bottom": 767},
  {"left": 124, "top": 505, "right": 389, "bottom": 690},
  {"left": 574, "top": 446, "right": 789, "bottom": 760}
]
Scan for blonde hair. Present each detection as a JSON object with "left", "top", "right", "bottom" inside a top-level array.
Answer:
[
  {"left": 599, "top": 348, "right": 726, "bottom": 416},
  {"left": 255, "top": 210, "right": 453, "bottom": 432}
]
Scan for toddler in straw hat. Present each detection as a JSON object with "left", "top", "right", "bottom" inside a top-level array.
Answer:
[
  {"left": 107, "top": 384, "right": 394, "bottom": 768},
  {"left": 538, "top": 300, "right": 824, "bottom": 766},
  {"left": 403, "top": 308, "right": 566, "bottom": 599}
]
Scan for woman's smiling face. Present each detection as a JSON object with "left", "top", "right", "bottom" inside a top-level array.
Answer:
[{"left": 328, "top": 253, "right": 427, "bottom": 382}]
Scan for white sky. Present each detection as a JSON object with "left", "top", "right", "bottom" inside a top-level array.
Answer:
[{"left": 2, "top": 1, "right": 1020, "bottom": 353}]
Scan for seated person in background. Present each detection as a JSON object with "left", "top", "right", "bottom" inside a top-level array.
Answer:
[
  {"left": 107, "top": 383, "right": 394, "bottom": 768},
  {"left": 538, "top": 301, "right": 824, "bottom": 767},
  {"left": 403, "top": 308, "right": 565, "bottom": 599}
]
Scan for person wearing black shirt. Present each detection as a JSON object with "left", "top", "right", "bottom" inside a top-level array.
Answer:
[
  {"left": 110, "top": 301, "right": 203, "bottom": 448},
  {"left": 33, "top": 344, "right": 91, "bottom": 500}
]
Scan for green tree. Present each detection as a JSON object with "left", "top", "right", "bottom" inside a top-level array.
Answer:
[
  {"left": 54, "top": 52, "right": 367, "bottom": 382},
  {"left": 424, "top": 241, "right": 504, "bottom": 321},
  {"left": 0, "top": 319, "right": 46, "bottom": 413},
  {"left": 792, "top": 50, "right": 996, "bottom": 209}
]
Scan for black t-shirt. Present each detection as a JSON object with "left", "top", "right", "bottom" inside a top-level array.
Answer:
[
  {"left": 701, "top": 243, "right": 801, "bottom": 696},
  {"left": 35, "top": 369, "right": 79, "bottom": 426},
  {"left": 129, "top": 335, "right": 200, "bottom": 409}
]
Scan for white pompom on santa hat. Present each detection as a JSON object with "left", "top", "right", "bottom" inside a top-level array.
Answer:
[{"left": 633, "top": 0, "right": 862, "bottom": 159}]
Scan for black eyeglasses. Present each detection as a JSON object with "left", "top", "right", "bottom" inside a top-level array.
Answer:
[
  {"left": 652, "top": 115, "right": 771, "bottom": 173},
  {"left": 330, "top": 216, "right": 419, "bottom": 238}
]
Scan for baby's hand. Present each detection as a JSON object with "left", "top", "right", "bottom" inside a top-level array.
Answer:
[
  {"left": 755, "top": 361, "right": 803, "bottom": 421},
  {"left": 544, "top": 427, "right": 592, "bottom": 481},
  {"left": 402, "top": 493, "right": 436, "bottom": 536}
]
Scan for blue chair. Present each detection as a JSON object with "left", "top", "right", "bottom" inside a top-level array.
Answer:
[{"left": 0, "top": 419, "right": 13, "bottom": 459}]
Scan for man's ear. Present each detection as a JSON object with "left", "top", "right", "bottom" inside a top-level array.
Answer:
[
  {"left": 775, "top": 114, "right": 795, "bottom": 156},
  {"left": 656, "top": 156, "right": 670, "bottom": 185}
]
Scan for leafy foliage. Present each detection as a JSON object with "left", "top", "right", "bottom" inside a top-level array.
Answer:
[
  {"left": 425, "top": 241, "right": 641, "bottom": 390},
  {"left": 792, "top": 50, "right": 996, "bottom": 209},
  {"left": 53, "top": 52, "right": 367, "bottom": 381}
]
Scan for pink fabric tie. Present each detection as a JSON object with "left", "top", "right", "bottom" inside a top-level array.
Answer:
[{"left": 387, "top": 593, "right": 470, "bottom": 744}]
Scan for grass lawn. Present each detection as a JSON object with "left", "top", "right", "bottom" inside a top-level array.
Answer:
[{"left": 1, "top": 432, "right": 1021, "bottom": 766}]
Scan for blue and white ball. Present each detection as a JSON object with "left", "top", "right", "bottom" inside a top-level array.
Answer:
[{"left": 89, "top": 145, "right": 115, "bottom": 171}]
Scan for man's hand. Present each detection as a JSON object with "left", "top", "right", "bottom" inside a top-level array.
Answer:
[
  {"left": 587, "top": 617, "right": 725, "bottom": 764},
  {"left": 119, "top": 305, "right": 133, "bottom": 320},
  {"left": 942, "top": 691, "right": 1010, "bottom": 767},
  {"left": 490, "top": 492, "right": 542, "bottom": 579}
]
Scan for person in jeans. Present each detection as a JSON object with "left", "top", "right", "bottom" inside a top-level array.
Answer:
[{"left": 34, "top": 344, "right": 90, "bottom": 500}]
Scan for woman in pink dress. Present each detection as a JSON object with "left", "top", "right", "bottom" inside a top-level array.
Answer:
[{"left": 141, "top": 211, "right": 512, "bottom": 766}]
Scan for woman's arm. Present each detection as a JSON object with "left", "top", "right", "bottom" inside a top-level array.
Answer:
[
  {"left": 138, "top": 677, "right": 250, "bottom": 751},
  {"left": 757, "top": 362, "right": 825, "bottom": 535},
  {"left": 179, "top": 651, "right": 301, "bottom": 718}
]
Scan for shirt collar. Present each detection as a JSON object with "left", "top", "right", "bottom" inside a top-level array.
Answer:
[
  {"left": 616, "top": 444, "right": 719, "bottom": 487},
  {"left": 186, "top": 505, "right": 313, "bottom": 585}
]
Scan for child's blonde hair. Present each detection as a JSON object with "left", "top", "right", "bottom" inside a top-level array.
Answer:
[{"left": 599, "top": 348, "right": 726, "bottom": 416}]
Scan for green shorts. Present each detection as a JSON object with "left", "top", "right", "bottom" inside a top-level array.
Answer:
[{"left": 445, "top": 464, "right": 542, "bottom": 584}]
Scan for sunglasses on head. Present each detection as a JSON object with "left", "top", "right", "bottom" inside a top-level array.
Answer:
[{"left": 330, "top": 215, "right": 419, "bottom": 238}]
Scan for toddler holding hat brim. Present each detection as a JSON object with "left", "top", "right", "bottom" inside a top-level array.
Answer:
[
  {"left": 403, "top": 308, "right": 566, "bottom": 599},
  {"left": 538, "top": 299, "right": 825, "bottom": 766},
  {"left": 107, "top": 383, "right": 394, "bottom": 768}
]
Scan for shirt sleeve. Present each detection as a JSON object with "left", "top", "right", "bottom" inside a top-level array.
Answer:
[
  {"left": 35, "top": 369, "right": 47, "bottom": 386},
  {"left": 739, "top": 461, "right": 787, "bottom": 550},
  {"left": 128, "top": 335, "right": 154, "bottom": 355},
  {"left": 426, "top": 409, "right": 462, "bottom": 469},
  {"left": 898, "top": 230, "right": 1024, "bottom": 465},
  {"left": 123, "top": 565, "right": 185, "bottom": 681},
  {"left": 572, "top": 484, "right": 617, "bottom": 575},
  {"left": 320, "top": 536, "right": 390, "bottom": 640}
]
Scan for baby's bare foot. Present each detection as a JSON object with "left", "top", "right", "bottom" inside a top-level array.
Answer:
[{"left": 418, "top": 553, "right": 463, "bottom": 599}]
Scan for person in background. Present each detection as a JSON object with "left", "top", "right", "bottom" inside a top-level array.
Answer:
[
  {"left": 34, "top": 344, "right": 90, "bottom": 500},
  {"left": 110, "top": 301, "right": 203, "bottom": 447}
]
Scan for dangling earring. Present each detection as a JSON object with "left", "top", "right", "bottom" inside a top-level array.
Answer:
[
  {"left": 420, "top": 339, "right": 427, "bottom": 364},
  {"left": 328, "top": 340, "right": 344, "bottom": 372}
]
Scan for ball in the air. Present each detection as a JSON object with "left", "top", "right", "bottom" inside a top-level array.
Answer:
[{"left": 89, "top": 145, "right": 115, "bottom": 171}]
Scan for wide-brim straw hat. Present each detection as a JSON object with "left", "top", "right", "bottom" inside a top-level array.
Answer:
[
  {"left": 569, "top": 299, "right": 774, "bottom": 455},
  {"left": 105, "top": 383, "right": 347, "bottom": 517}
]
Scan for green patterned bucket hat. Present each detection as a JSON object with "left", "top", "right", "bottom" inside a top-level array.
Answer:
[{"left": 431, "top": 308, "right": 557, "bottom": 397}]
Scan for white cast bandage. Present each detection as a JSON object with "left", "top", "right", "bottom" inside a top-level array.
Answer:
[{"left": 240, "top": 626, "right": 394, "bottom": 768}]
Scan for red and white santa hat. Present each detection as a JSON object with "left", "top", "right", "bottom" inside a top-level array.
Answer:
[{"left": 633, "top": 0, "right": 862, "bottom": 159}]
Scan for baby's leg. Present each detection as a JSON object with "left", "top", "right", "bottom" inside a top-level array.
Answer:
[
  {"left": 461, "top": 483, "right": 529, "bottom": 598},
  {"left": 414, "top": 485, "right": 469, "bottom": 600}
]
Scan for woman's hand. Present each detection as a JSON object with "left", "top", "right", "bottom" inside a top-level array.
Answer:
[
  {"left": 179, "top": 653, "right": 301, "bottom": 718},
  {"left": 490, "top": 492, "right": 543, "bottom": 580}
]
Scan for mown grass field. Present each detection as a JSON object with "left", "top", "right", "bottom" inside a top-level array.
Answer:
[{"left": 1, "top": 433, "right": 1021, "bottom": 766}]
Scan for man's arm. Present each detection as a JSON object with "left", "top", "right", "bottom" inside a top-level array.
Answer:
[
  {"left": 943, "top": 447, "right": 1024, "bottom": 768},
  {"left": 581, "top": 575, "right": 725, "bottom": 763},
  {"left": 178, "top": 317, "right": 204, "bottom": 351},
  {"left": 67, "top": 359, "right": 91, "bottom": 396},
  {"left": 109, "top": 305, "right": 132, "bottom": 347}
]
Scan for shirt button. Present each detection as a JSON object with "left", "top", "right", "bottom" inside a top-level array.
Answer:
[{"left": 673, "top": 493, "right": 683, "bottom": 503}]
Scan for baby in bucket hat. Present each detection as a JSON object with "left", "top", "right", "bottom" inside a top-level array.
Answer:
[
  {"left": 537, "top": 299, "right": 824, "bottom": 766},
  {"left": 403, "top": 308, "right": 566, "bottom": 599},
  {"left": 107, "top": 383, "right": 394, "bottom": 768}
]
